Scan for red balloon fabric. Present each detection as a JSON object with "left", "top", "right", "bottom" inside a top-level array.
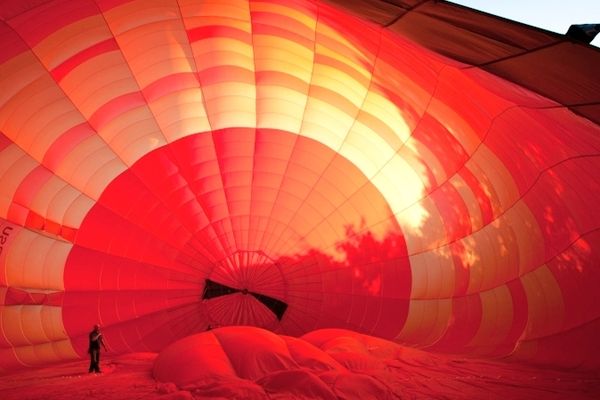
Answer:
[
  {"left": 1, "top": 0, "right": 600, "bottom": 373},
  {"left": 153, "top": 326, "right": 394, "bottom": 399},
  {"left": 153, "top": 326, "right": 600, "bottom": 399}
]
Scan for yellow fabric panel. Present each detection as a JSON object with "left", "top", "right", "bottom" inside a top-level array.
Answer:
[
  {"left": 0, "top": 145, "right": 35, "bottom": 178},
  {"left": 181, "top": 0, "right": 252, "bottom": 21},
  {"left": 0, "top": 52, "right": 43, "bottom": 110},
  {"left": 53, "top": 136, "right": 126, "bottom": 200},
  {"left": 250, "top": 2, "right": 317, "bottom": 30},
  {"left": 78, "top": 161, "right": 123, "bottom": 210},
  {"left": 441, "top": 200, "right": 541, "bottom": 295},
  {"left": 140, "top": 56, "right": 199, "bottom": 89},
  {"left": 396, "top": 299, "right": 452, "bottom": 346},
  {"left": 464, "top": 229, "right": 495, "bottom": 294},
  {"left": 449, "top": 174, "right": 483, "bottom": 232},
  {"left": 0, "top": 148, "right": 38, "bottom": 218},
  {"left": 203, "top": 101, "right": 257, "bottom": 129},
  {"left": 256, "top": 87, "right": 309, "bottom": 132},
  {"left": 314, "top": 27, "right": 374, "bottom": 81},
  {"left": 251, "top": 5, "right": 314, "bottom": 132},
  {"left": 0, "top": 198, "right": 10, "bottom": 222},
  {"left": 311, "top": 64, "right": 368, "bottom": 109},
  {"left": 0, "top": 62, "right": 126, "bottom": 203},
  {"left": 509, "top": 202, "right": 545, "bottom": 276},
  {"left": 520, "top": 264, "right": 565, "bottom": 339},
  {"left": 476, "top": 221, "right": 516, "bottom": 292},
  {"left": 286, "top": 205, "right": 321, "bottom": 240},
  {"left": 40, "top": 306, "right": 69, "bottom": 342},
  {"left": 27, "top": 175, "right": 69, "bottom": 219},
  {"left": 409, "top": 247, "right": 456, "bottom": 299},
  {"left": 105, "top": 7, "right": 196, "bottom": 86},
  {"left": 148, "top": 89, "right": 211, "bottom": 140},
  {"left": 340, "top": 128, "right": 396, "bottom": 178},
  {"left": 302, "top": 226, "right": 339, "bottom": 255},
  {"left": 256, "top": 101, "right": 304, "bottom": 133},
  {"left": 469, "top": 145, "right": 520, "bottom": 215},
  {"left": 12, "top": 339, "right": 78, "bottom": 368},
  {"left": 254, "top": 53, "right": 313, "bottom": 84},
  {"left": 467, "top": 285, "right": 513, "bottom": 352},
  {"left": 183, "top": 0, "right": 254, "bottom": 138},
  {"left": 254, "top": 41, "right": 313, "bottom": 71},
  {"left": 1, "top": 76, "right": 75, "bottom": 160},
  {"left": 371, "top": 55, "right": 432, "bottom": 124},
  {"left": 256, "top": 96, "right": 305, "bottom": 132},
  {"left": 398, "top": 138, "right": 446, "bottom": 189},
  {"left": 462, "top": 157, "right": 503, "bottom": 222},
  {"left": 3, "top": 228, "right": 69, "bottom": 290},
  {"left": 0, "top": 222, "right": 17, "bottom": 286},
  {"left": 428, "top": 99, "right": 481, "bottom": 157},
  {"left": 1, "top": 306, "right": 24, "bottom": 345},
  {"left": 63, "top": 193, "right": 94, "bottom": 228},
  {"left": 33, "top": 15, "right": 111, "bottom": 70},
  {"left": 1, "top": 305, "right": 60, "bottom": 346},
  {"left": 361, "top": 90, "right": 412, "bottom": 148},
  {"left": 103, "top": 0, "right": 179, "bottom": 34},
  {"left": 399, "top": 196, "right": 445, "bottom": 255},
  {"left": 378, "top": 156, "right": 427, "bottom": 217},
  {"left": 58, "top": 52, "right": 138, "bottom": 119},
  {"left": 27, "top": 108, "right": 85, "bottom": 164},
  {"left": 20, "top": 305, "right": 53, "bottom": 344},
  {"left": 40, "top": 243, "right": 70, "bottom": 292},
  {"left": 103, "top": 0, "right": 214, "bottom": 144},
  {"left": 200, "top": 79, "right": 256, "bottom": 129},
  {"left": 100, "top": 106, "right": 167, "bottom": 166},
  {"left": 184, "top": 12, "right": 250, "bottom": 31},
  {"left": 352, "top": 112, "right": 406, "bottom": 157},
  {"left": 301, "top": 98, "right": 355, "bottom": 149},
  {"left": 193, "top": 37, "right": 254, "bottom": 67},
  {"left": 254, "top": 38, "right": 314, "bottom": 81}
]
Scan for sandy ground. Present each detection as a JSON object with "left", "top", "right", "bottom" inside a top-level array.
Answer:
[{"left": 1, "top": 350, "right": 599, "bottom": 400}]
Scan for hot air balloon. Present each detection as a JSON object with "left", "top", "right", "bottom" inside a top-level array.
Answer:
[{"left": 1, "top": 0, "right": 599, "bottom": 377}]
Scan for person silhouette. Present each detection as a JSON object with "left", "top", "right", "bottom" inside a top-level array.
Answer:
[{"left": 88, "top": 324, "right": 107, "bottom": 373}]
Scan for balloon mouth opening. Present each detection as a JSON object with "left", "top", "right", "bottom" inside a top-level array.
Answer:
[
  {"left": 202, "top": 250, "right": 289, "bottom": 321},
  {"left": 207, "top": 249, "right": 285, "bottom": 290}
]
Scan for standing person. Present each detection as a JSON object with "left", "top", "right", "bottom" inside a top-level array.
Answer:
[{"left": 88, "top": 324, "right": 107, "bottom": 373}]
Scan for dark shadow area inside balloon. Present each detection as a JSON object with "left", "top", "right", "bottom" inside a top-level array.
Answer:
[{"left": 202, "top": 278, "right": 288, "bottom": 320}]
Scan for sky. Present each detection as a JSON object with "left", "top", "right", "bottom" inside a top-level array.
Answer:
[{"left": 450, "top": 0, "right": 600, "bottom": 47}]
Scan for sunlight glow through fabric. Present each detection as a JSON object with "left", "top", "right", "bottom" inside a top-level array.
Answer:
[{"left": 1, "top": 0, "right": 600, "bottom": 373}]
